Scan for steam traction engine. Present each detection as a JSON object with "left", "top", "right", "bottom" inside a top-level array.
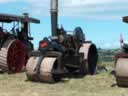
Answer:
[
  {"left": 26, "top": 0, "right": 98, "bottom": 83},
  {"left": 0, "top": 13, "right": 40, "bottom": 73},
  {"left": 115, "top": 16, "right": 128, "bottom": 86}
]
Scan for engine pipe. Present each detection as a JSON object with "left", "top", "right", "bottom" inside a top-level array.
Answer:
[
  {"left": 51, "top": 0, "right": 58, "bottom": 36},
  {"left": 22, "top": 13, "right": 29, "bottom": 37}
]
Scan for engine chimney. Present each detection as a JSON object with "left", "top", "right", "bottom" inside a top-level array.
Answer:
[{"left": 51, "top": 0, "right": 58, "bottom": 36}]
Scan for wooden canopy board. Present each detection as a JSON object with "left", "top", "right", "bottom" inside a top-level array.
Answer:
[
  {"left": 123, "top": 16, "right": 128, "bottom": 23},
  {"left": 0, "top": 13, "right": 40, "bottom": 23}
]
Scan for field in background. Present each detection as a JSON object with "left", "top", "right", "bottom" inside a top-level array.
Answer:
[{"left": 0, "top": 61, "right": 128, "bottom": 96}]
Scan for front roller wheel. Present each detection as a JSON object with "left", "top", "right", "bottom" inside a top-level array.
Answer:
[
  {"left": 115, "top": 58, "right": 128, "bottom": 87},
  {"left": 79, "top": 43, "right": 98, "bottom": 75},
  {"left": 26, "top": 56, "right": 40, "bottom": 81},
  {"left": 26, "top": 56, "right": 62, "bottom": 83},
  {"left": 39, "top": 57, "right": 61, "bottom": 83}
]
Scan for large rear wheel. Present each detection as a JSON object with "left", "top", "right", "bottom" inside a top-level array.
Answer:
[
  {"left": 0, "top": 39, "right": 26, "bottom": 73},
  {"left": 79, "top": 43, "right": 98, "bottom": 75}
]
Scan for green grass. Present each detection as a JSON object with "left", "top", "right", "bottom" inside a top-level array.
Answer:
[{"left": 0, "top": 62, "right": 128, "bottom": 96}]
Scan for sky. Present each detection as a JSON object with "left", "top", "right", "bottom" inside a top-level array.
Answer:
[{"left": 0, "top": 0, "right": 128, "bottom": 49}]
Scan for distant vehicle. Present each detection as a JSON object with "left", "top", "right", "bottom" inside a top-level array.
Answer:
[
  {"left": 115, "top": 16, "right": 128, "bottom": 86},
  {"left": 0, "top": 13, "right": 40, "bottom": 73}
]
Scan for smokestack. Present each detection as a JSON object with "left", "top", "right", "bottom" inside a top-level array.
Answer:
[{"left": 51, "top": 0, "right": 58, "bottom": 36}]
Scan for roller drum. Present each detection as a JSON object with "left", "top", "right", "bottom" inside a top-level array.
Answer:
[
  {"left": 26, "top": 56, "right": 61, "bottom": 83},
  {"left": 115, "top": 58, "right": 128, "bottom": 86},
  {"left": 26, "top": 56, "right": 40, "bottom": 81},
  {"left": 39, "top": 57, "right": 61, "bottom": 83}
]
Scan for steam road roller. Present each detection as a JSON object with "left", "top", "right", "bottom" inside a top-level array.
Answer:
[
  {"left": 0, "top": 13, "right": 40, "bottom": 73},
  {"left": 115, "top": 16, "right": 128, "bottom": 86},
  {"left": 26, "top": 0, "right": 98, "bottom": 83}
]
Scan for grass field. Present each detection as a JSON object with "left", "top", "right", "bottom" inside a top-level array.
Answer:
[{"left": 0, "top": 62, "right": 128, "bottom": 96}]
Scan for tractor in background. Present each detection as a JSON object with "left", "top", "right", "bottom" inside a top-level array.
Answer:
[
  {"left": 115, "top": 16, "right": 128, "bottom": 86},
  {"left": 0, "top": 13, "right": 40, "bottom": 73},
  {"left": 26, "top": 0, "right": 98, "bottom": 83}
]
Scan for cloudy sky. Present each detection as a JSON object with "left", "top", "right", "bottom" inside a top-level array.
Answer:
[{"left": 0, "top": 0, "right": 128, "bottom": 49}]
